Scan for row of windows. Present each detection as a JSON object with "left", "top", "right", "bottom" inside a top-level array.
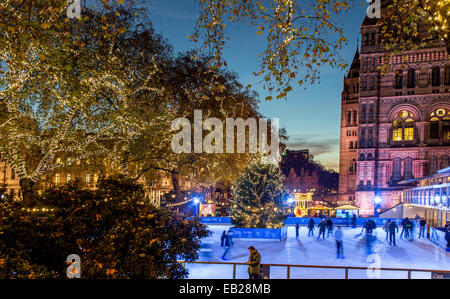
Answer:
[
  {"left": 359, "top": 127, "right": 375, "bottom": 148},
  {"left": 54, "top": 173, "right": 93, "bottom": 184},
  {"left": 346, "top": 130, "right": 357, "bottom": 137},
  {"left": 394, "top": 66, "right": 450, "bottom": 89},
  {"left": 404, "top": 187, "right": 449, "bottom": 208},
  {"left": 391, "top": 155, "right": 450, "bottom": 183},
  {"left": 344, "top": 83, "right": 359, "bottom": 94},
  {"left": 390, "top": 51, "right": 448, "bottom": 65},
  {"left": 360, "top": 103, "right": 374, "bottom": 123},
  {"left": 389, "top": 109, "right": 450, "bottom": 143},
  {"left": 346, "top": 110, "right": 358, "bottom": 124}
]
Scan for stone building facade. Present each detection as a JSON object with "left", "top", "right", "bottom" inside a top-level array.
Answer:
[{"left": 339, "top": 15, "right": 450, "bottom": 216}]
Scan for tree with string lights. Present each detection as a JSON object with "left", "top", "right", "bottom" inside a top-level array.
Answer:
[{"left": 230, "top": 160, "right": 289, "bottom": 229}]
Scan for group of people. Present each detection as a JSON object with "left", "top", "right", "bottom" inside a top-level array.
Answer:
[
  {"left": 303, "top": 217, "right": 335, "bottom": 239},
  {"left": 220, "top": 217, "right": 450, "bottom": 278},
  {"left": 297, "top": 218, "right": 345, "bottom": 259}
]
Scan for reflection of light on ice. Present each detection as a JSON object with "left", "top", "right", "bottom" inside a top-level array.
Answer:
[{"left": 185, "top": 225, "right": 450, "bottom": 279}]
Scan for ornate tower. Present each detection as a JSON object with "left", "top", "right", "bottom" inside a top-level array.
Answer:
[{"left": 338, "top": 48, "right": 360, "bottom": 204}]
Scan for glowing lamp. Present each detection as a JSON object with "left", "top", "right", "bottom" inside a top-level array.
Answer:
[
  {"left": 374, "top": 196, "right": 382, "bottom": 204},
  {"left": 193, "top": 198, "right": 200, "bottom": 204}
]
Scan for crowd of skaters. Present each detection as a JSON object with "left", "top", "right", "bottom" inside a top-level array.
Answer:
[{"left": 215, "top": 215, "right": 450, "bottom": 279}]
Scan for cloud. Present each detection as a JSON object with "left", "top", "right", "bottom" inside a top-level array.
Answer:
[
  {"left": 287, "top": 134, "right": 339, "bottom": 156},
  {"left": 286, "top": 134, "right": 340, "bottom": 170}
]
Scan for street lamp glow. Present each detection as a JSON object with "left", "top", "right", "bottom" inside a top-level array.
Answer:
[
  {"left": 287, "top": 196, "right": 295, "bottom": 204},
  {"left": 193, "top": 197, "right": 201, "bottom": 204},
  {"left": 374, "top": 196, "right": 382, "bottom": 204}
]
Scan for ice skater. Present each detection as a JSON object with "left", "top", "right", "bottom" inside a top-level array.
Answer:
[
  {"left": 335, "top": 226, "right": 345, "bottom": 259},
  {"left": 220, "top": 231, "right": 227, "bottom": 247},
  {"left": 295, "top": 223, "right": 300, "bottom": 239},
  {"left": 365, "top": 219, "right": 375, "bottom": 235},
  {"left": 383, "top": 220, "right": 391, "bottom": 241},
  {"left": 418, "top": 218, "right": 426, "bottom": 239},
  {"left": 308, "top": 218, "right": 315, "bottom": 237},
  {"left": 227, "top": 230, "right": 234, "bottom": 247},
  {"left": 326, "top": 218, "right": 334, "bottom": 238},
  {"left": 351, "top": 214, "right": 357, "bottom": 228},
  {"left": 388, "top": 220, "right": 399, "bottom": 246},
  {"left": 317, "top": 219, "right": 327, "bottom": 239},
  {"left": 400, "top": 217, "right": 410, "bottom": 239},
  {"left": 221, "top": 233, "right": 231, "bottom": 260},
  {"left": 446, "top": 227, "right": 450, "bottom": 252},
  {"left": 360, "top": 220, "right": 367, "bottom": 235}
]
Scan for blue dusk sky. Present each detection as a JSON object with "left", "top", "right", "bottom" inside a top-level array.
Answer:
[{"left": 147, "top": 0, "right": 369, "bottom": 171}]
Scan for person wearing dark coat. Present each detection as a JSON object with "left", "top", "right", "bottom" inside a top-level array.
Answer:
[
  {"left": 295, "top": 223, "right": 300, "bottom": 239},
  {"left": 400, "top": 217, "right": 410, "bottom": 239},
  {"left": 351, "top": 214, "right": 357, "bottom": 228},
  {"left": 388, "top": 221, "right": 399, "bottom": 246},
  {"left": 246, "top": 246, "right": 261, "bottom": 279},
  {"left": 419, "top": 218, "right": 426, "bottom": 239},
  {"left": 220, "top": 231, "right": 227, "bottom": 247},
  {"left": 446, "top": 227, "right": 450, "bottom": 252},
  {"left": 365, "top": 219, "right": 374, "bottom": 235},
  {"left": 326, "top": 219, "right": 334, "bottom": 237},
  {"left": 308, "top": 218, "right": 315, "bottom": 237},
  {"left": 317, "top": 219, "right": 327, "bottom": 239},
  {"left": 222, "top": 234, "right": 231, "bottom": 260}
]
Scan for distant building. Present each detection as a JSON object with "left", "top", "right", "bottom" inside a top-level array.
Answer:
[
  {"left": 339, "top": 6, "right": 450, "bottom": 216},
  {"left": 0, "top": 156, "right": 20, "bottom": 199}
]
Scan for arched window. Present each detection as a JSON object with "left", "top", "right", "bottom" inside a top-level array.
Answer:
[
  {"left": 441, "top": 155, "right": 449, "bottom": 169},
  {"left": 430, "top": 117, "right": 440, "bottom": 139},
  {"left": 404, "top": 157, "right": 413, "bottom": 180},
  {"left": 349, "top": 159, "right": 357, "bottom": 174},
  {"left": 445, "top": 66, "right": 450, "bottom": 85},
  {"left": 393, "top": 119, "right": 402, "bottom": 141},
  {"left": 429, "top": 108, "right": 450, "bottom": 140},
  {"left": 359, "top": 153, "right": 365, "bottom": 161},
  {"left": 432, "top": 66, "right": 440, "bottom": 86},
  {"left": 392, "top": 157, "right": 402, "bottom": 182},
  {"left": 395, "top": 70, "right": 403, "bottom": 89},
  {"left": 392, "top": 110, "right": 415, "bottom": 142},
  {"left": 407, "top": 69, "right": 416, "bottom": 88},
  {"left": 430, "top": 156, "right": 439, "bottom": 174},
  {"left": 367, "top": 153, "right": 373, "bottom": 160},
  {"left": 404, "top": 119, "right": 414, "bottom": 141}
]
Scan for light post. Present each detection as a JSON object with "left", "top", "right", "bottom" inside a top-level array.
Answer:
[
  {"left": 193, "top": 197, "right": 201, "bottom": 217},
  {"left": 374, "top": 195, "right": 382, "bottom": 217}
]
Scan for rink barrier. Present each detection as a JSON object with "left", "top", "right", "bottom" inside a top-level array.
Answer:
[
  {"left": 179, "top": 260, "right": 450, "bottom": 279},
  {"left": 229, "top": 226, "right": 287, "bottom": 241},
  {"left": 200, "top": 217, "right": 403, "bottom": 226}
]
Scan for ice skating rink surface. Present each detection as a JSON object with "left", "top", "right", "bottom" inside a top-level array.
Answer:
[{"left": 186, "top": 225, "right": 450, "bottom": 279}]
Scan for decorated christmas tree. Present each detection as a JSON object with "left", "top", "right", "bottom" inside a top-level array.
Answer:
[{"left": 230, "top": 160, "right": 289, "bottom": 229}]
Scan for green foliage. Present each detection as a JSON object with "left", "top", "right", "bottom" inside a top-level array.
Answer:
[
  {"left": 192, "top": 0, "right": 352, "bottom": 100},
  {"left": 230, "top": 160, "right": 289, "bottom": 228},
  {"left": 0, "top": 177, "right": 210, "bottom": 279}
]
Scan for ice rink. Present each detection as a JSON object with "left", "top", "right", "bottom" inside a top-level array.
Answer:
[{"left": 185, "top": 225, "right": 450, "bottom": 279}]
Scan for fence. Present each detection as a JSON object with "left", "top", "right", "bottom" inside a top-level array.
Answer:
[
  {"left": 179, "top": 260, "right": 450, "bottom": 279},
  {"left": 200, "top": 217, "right": 403, "bottom": 226}
]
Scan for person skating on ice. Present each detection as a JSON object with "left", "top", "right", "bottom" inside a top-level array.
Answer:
[
  {"left": 317, "top": 219, "right": 327, "bottom": 239},
  {"left": 308, "top": 218, "right": 315, "bottom": 237}
]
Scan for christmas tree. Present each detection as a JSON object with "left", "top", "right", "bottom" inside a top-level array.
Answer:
[{"left": 230, "top": 160, "right": 289, "bottom": 228}]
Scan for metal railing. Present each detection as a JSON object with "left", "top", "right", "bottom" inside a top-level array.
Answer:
[{"left": 179, "top": 261, "right": 450, "bottom": 279}]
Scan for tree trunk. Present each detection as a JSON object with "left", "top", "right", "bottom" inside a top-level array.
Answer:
[
  {"left": 19, "top": 178, "right": 35, "bottom": 203},
  {"left": 171, "top": 172, "right": 182, "bottom": 204}
]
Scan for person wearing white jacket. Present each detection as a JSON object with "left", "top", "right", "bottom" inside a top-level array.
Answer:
[{"left": 334, "top": 226, "right": 345, "bottom": 259}]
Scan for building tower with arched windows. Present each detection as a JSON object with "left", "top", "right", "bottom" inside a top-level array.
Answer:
[{"left": 338, "top": 9, "right": 450, "bottom": 216}]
